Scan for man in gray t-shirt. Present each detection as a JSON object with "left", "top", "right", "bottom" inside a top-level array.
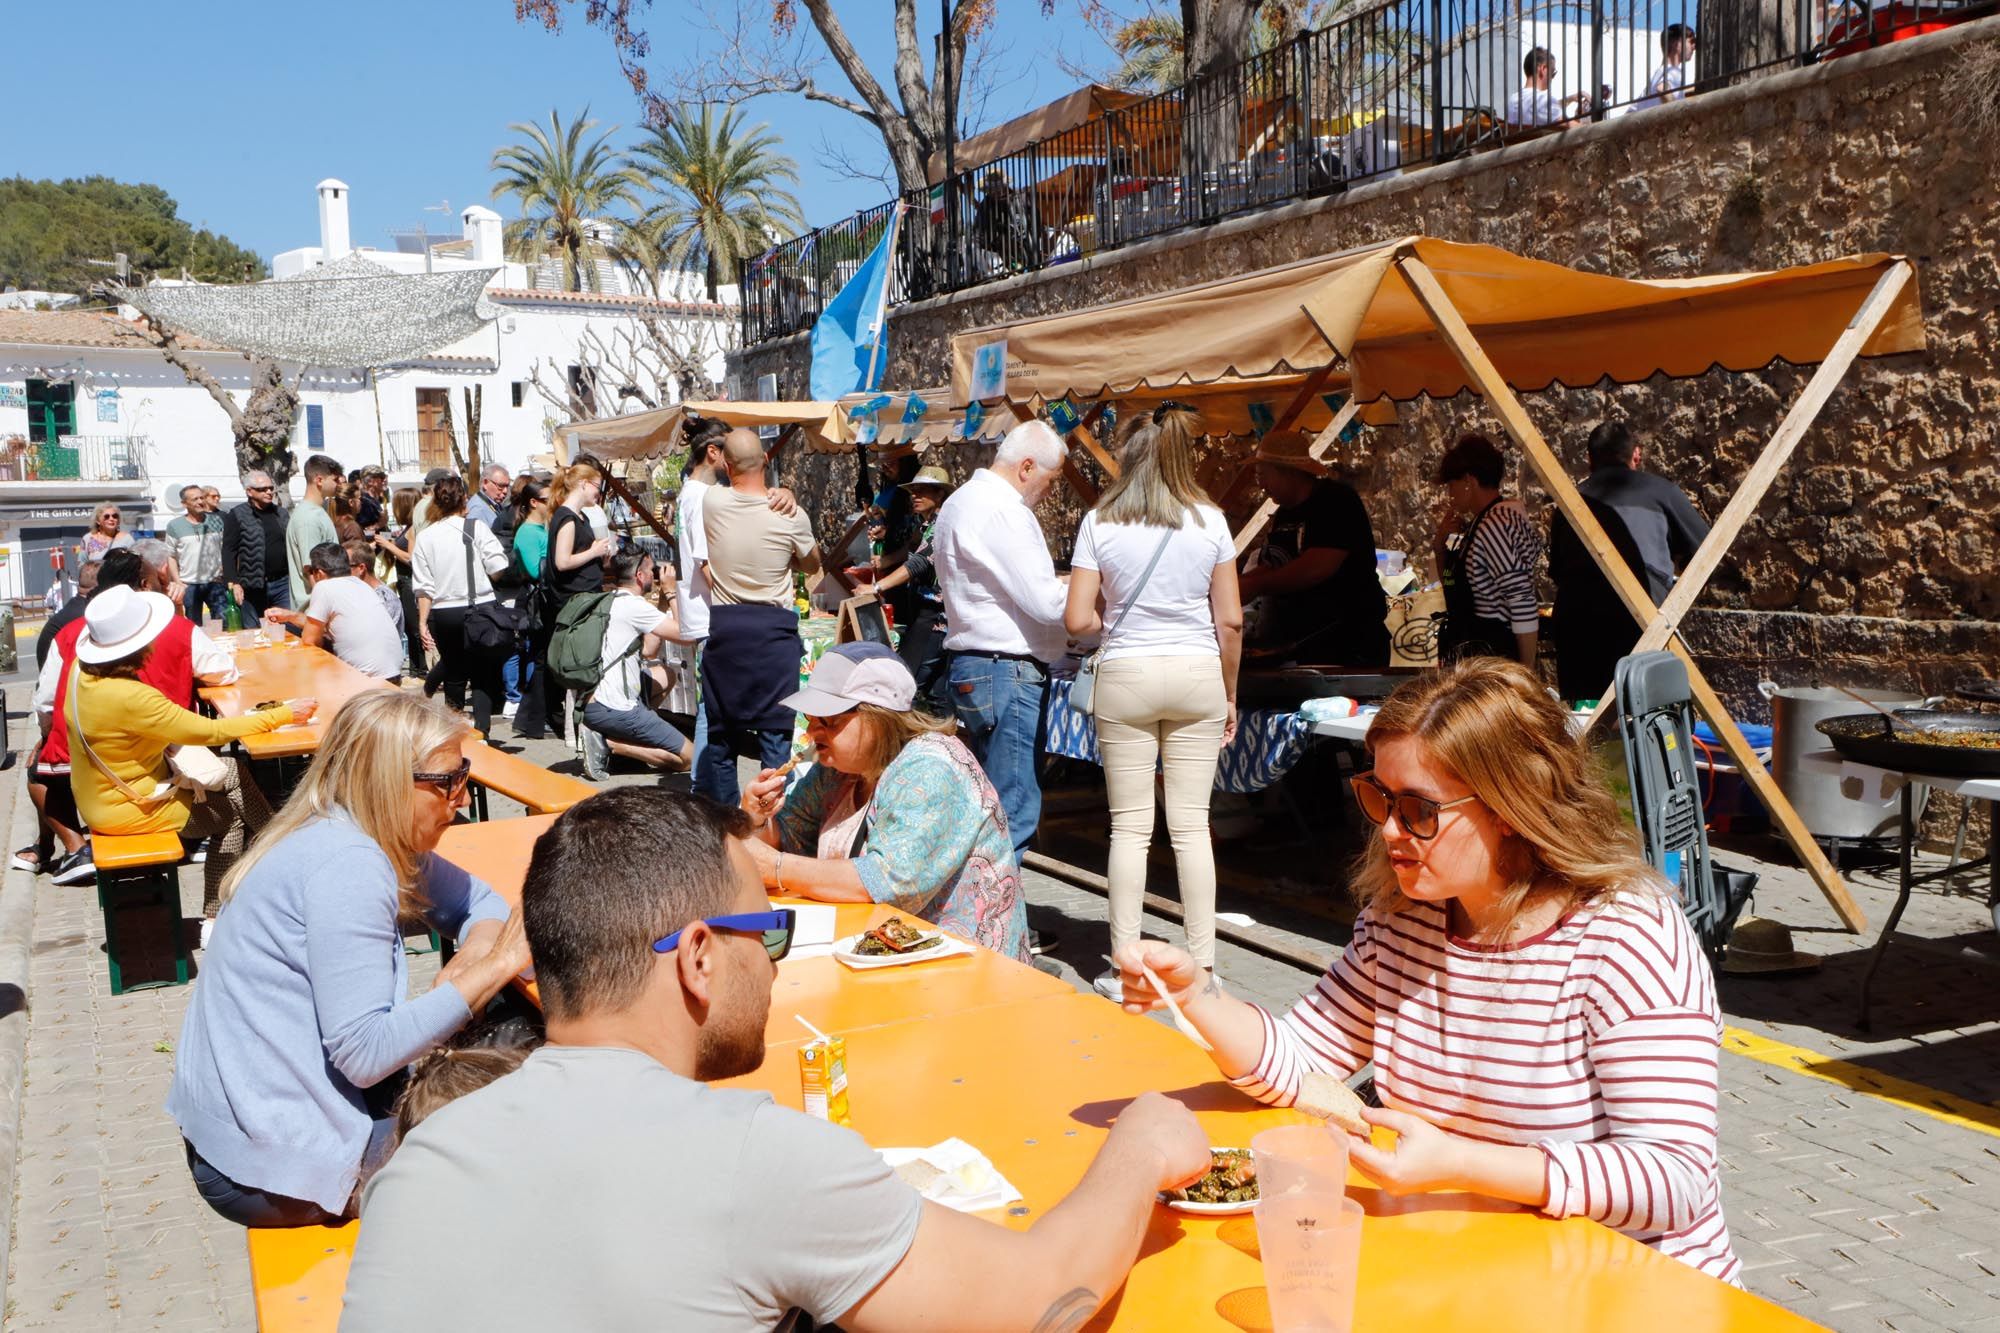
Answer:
[
  {"left": 265, "top": 543, "right": 405, "bottom": 680},
  {"left": 340, "top": 790, "right": 1209, "bottom": 1333}
]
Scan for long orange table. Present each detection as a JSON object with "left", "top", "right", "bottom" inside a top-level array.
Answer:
[
  {"left": 201, "top": 639, "right": 391, "bottom": 758},
  {"left": 251, "top": 815, "right": 1817, "bottom": 1333},
  {"left": 431, "top": 816, "right": 1075, "bottom": 1038},
  {"left": 250, "top": 989, "right": 1819, "bottom": 1332}
]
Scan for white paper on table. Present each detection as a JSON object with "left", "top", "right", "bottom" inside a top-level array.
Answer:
[
  {"left": 878, "top": 1139, "right": 1023, "bottom": 1213},
  {"left": 781, "top": 903, "right": 840, "bottom": 960}
]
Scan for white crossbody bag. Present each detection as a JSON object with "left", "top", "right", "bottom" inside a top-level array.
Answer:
[{"left": 1068, "top": 527, "right": 1176, "bottom": 717}]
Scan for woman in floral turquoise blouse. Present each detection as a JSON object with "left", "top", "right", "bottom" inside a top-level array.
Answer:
[{"left": 739, "top": 642, "right": 1030, "bottom": 962}]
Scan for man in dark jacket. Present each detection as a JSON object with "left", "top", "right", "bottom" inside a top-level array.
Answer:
[
  {"left": 223, "top": 469, "right": 293, "bottom": 616},
  {"left": 1549, "top": 420, "right": 1712, "bottom": 702}
]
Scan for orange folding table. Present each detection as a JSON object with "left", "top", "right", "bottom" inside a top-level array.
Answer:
[{"left": 200, "top": 640, "right": 392, "bottom": 759}]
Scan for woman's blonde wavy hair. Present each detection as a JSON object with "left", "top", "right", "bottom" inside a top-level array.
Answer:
[
  {"left": 1095, "top": 405, "right": 1213, "bottom": 529},
  {"left": 215, "top": 691, "right": 472, "bottom": 915},
  {"left": 1353, "top": 657, "right": 1661, "bottom": 939}
]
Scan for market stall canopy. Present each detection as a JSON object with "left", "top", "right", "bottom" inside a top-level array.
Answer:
[
  {"left": 556, "top": 400, "right": 842, "bottom": 461},
  {"left": 949, "top": 237, "right": 1925, "bottom": 406},
  {"left": 814, "top": 390, "right": 1019, "bottom": 453},
  {"left": 115, "top": 253, "right": 500, "bottom": 369},
  {"left": 928, "top": 85, "right": 1150, "bottom": 184}
]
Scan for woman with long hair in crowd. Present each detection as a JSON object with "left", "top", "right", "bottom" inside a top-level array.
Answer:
[
  {"left": 1065, "top": 404, "right": 1242, "bottom": 1001},
  {"left": 375, "top": 488, "right": 427, "bottom": 676},
  {"left": 514, "top": 462, "right": 611, "bottom": 741},
  {"left": 507, "top": 477, "right": 556, "bottom": 738},
  {"left": 1113, "top": 658, "right": 1741, "bottom": 1282},
  {"left": 167, "top": 690, "right": 527, "bottom": 1227}
]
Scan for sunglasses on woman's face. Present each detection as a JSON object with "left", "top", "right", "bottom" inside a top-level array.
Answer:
[
  {"left": 1350, "top": 772, "right": 1479, "bottom": 840},
  {"left": 413, "top": 757, "right": 473, "bottom": 799}
]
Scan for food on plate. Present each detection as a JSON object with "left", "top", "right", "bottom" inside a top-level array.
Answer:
[
  {"left": 852, "top": 916, "right": 945, "bottom": 957},
  {"left": 1167, "top": 1149, "right": 1257, "bottom": 1205},
  {"left": 1907, "top": 727, "right": 2000, "bottom": 751},
  {"left": 1294, "top": 1071, "right": 1369, "bottom": 1136}
]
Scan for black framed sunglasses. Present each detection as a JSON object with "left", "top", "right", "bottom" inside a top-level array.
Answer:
[
  {"left": 413, "top": 757, "right": 473, "bottom": 799},
  {"left": 1152, "top": 400, "right": 1195, "bottom": 422},
  {"left": 1349, "top": 772, "right": 1479, "bottom": 840}
]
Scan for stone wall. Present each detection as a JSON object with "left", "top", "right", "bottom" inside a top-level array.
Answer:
[{"left": 734, "top": 19, "right": 2000, "bottom": 725}]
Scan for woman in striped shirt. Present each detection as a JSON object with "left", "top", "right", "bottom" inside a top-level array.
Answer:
[
  {"left": 1433, "top": 435, "right": 1543, "bottom": 668},
  {"left": 1113, "top": 658, "right": 1741, "bottom": 1282}
]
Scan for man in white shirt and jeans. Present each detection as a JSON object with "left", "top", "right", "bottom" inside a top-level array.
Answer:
[
  {"left": 933, "top": 420, "right": 1071, "bottom": 863},
  {"left": 579, "top": 547, "right": 692, "bottom": 779},
  {"left": 675, "top": 418, "right": 729, "bottom": 775}
]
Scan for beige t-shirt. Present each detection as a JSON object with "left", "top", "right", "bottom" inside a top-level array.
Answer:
[{"left": 703, "top": 486, "right": 817, "bottom": 608}]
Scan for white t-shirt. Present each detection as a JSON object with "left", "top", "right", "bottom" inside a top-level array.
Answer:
[
  {"left": 1505, "top": 86, "right": 1565, "bottom": 125},
  {"left": 594, "top": 589, "right": 672, "bottom": 712},
  {"left": 1634, "top": 62, "right": 1686, "bottom": 110},
  {"left": 675, "top": 475, "right": 714, "bottom": 642},
  {"left": 1071, "top": 504, "right": 1234, "bottom": 662},
  {"left": 304, "top": 576, "right": 406, "bottom": 679}
]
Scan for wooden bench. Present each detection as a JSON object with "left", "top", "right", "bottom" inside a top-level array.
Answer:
[
  {"left": 92, "top": 830, "right": 190, "bottom": 994},
  {"left": 463, "top": 740, "right": 596, "bottom": 821},
  {"left": 247, "top": 1221, "right": 356, "bottom": 1333}
]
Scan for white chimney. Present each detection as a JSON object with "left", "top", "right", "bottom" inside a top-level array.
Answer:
[
  {"left": 463, "top": 205, "right": 503, "bottom": 267},
  {"left": 317, "top": 178, "right": 351, "bottom": 263}
]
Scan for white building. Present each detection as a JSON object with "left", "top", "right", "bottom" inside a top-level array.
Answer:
[{"left": 0, "top": 179, "right": 733, "bottom": 603}]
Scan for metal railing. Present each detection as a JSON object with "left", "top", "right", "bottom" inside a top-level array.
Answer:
[
  {"left": 742, "top": 0, "right": 1978, "bottom": 346},
  {"left": 0, "top": 434, "right": 150, "bottom": 483},
  {"left": 383, "top": 430, "right": 495, "bottom": 474}
]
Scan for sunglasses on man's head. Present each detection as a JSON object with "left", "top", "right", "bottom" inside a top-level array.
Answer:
[
  {"left": 413, "top": 757, "right": 473, "bottom": 798},
  {"left": 654, "top": 908, "right": 796, "bottom": 962},
  {"left": 1350, "top": 772, "right": 1479, "bottom": 840}
]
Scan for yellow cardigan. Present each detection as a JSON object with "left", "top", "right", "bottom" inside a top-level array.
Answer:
[{"left": 69, "top": 676, "right": 293, "bottom": 835}]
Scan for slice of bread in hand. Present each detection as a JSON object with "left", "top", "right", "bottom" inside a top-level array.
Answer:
[{"left": 1295, "top": 1071, "right": 1369, "bottom": 1136}]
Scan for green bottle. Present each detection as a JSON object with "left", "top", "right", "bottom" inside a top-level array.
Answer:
[{"left": 222, "top": 589, "right": 244, "bottom": 632}]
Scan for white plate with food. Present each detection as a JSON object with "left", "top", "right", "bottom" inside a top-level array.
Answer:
[
  {"left": 832, "top": 916, "right": 974, "bottom": 970},
  {"left": 1161, "top": 1147, "right": 1258, "bottom": 1216}
]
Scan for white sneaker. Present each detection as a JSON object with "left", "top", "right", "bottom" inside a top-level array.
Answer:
[
  {"left": 1092, "top": 970, "right": 1124, "bottom": 1003},
  {"left": 580, "top": 727, "right": 610, "bottom": 781},
  {"left": 502, "top": 700, "right": 519, "bottom": 718}
]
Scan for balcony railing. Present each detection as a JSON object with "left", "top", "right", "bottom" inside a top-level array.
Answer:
[
  {"left": 742, "top": 0, "right": 1978, "bottom": 347},
  {"left": 0, "top": 434, "right": 150, "bottom": 483},
  {"left": 383, "top": 430, "right": 495, "bottom": 474}
]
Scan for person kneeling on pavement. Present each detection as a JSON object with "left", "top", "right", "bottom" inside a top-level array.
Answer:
[
  {"left": 579, "top": 546, "right": 693, "bottom": 779},
  {"left": 340, "top": 787, "right": 1211, "bottom": 1332}
]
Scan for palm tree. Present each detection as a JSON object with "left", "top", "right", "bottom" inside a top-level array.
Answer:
[
  {"left": 1111, "top": 14, "right": 1186, "bottom": 91},
  {"left": 490, "top": 108, "right": 641, "bottom": 292},
  {"left": 626, "top": 104, "right": 806, "bottom": 301}
]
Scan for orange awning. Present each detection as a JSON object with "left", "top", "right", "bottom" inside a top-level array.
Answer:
[
  {"left": 928, "top": 85, "right": 1150, "bottom": 184},
  {"left": 555, "top": 400, "right": 843, "bottom": 461},
  {"left": 949, "top": 236, "right": 1926, "bottom": 406}
]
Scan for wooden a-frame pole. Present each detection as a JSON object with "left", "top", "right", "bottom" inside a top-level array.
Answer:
[
  {"left": 1396, "top": 255, "right": 1869, "bottom": 933},
  {"left": 1234, "top": 396, "right": 1363, "bottom": 557}
]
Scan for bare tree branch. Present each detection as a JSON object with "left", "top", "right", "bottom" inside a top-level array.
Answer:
[{"left": 138, "top": 323, "right": 245, "bottom": 430}]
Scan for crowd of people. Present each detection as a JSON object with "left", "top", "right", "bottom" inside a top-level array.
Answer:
[{"left": 9, "top": 397, "right": 1746, "bottom": 1327}]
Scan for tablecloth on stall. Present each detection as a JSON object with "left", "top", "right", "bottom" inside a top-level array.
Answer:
[{"left": 1042, "top": 676, "right": 1311, "bottom": 794}]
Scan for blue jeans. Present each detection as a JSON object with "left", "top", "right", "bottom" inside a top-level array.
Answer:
[
  {"left": 689, "top": 641, "right": 710, "bottom": 771},
  {"left": 186, "top": 1139, "right": 344, "bottom": 1228},
  {"left": 693, "top": 721, "right": 790, "bottom": 805},
  {"left": 183, "top": 582, "right": 227, "bottom": 622},
  {"left": 502, "top": 646, "right": 522, "bottom": 704},
  {"left": 948, "top": 654, "right": 1049, "bottom": 861}
]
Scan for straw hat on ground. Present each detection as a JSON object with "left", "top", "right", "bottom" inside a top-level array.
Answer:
[
  {"left": 77, "top": 587, "right": 179, "bottom": 665},
  {"left": 1719, "top": 917, "right": 1821, "bottom": 975},
  {"left": 1252, "top": 429, "right": 1328, "bottom": 477}
]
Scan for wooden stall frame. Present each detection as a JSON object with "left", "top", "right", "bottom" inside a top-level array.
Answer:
[{"left": 1395, "top": 255, "right": 1899, "bottom": 933}]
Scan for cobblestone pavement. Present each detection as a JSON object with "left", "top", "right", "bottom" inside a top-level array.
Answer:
[{"left": 4, "top": 716, "right": 1996, "bottom": 1331}]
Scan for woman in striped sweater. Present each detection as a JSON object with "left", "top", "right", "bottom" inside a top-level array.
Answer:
[{"left": 1112, "top": 658, "right": 1740, "bottom": 1282}]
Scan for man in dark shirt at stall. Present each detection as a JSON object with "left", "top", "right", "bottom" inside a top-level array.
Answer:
[
  {"left": 1238, "top": 430, "right": 1389, "bottom": 666},
  {"left": 1548, "top": 420, "right": 1711, "bottom": 702}
]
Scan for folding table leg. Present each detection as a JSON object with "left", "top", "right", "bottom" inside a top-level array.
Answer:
[{"left": 1857, "top": 784, "right": 1917, "bottom": 1030}]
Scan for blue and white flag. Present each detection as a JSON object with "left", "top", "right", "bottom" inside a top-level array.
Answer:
[{"left": 809, "top": 209, "right": 900, "bottom": 401}]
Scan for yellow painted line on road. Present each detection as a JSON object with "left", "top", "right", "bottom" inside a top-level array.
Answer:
[{"left": 1723, "top": 1026, "right": 2000, "bottom": 1139}]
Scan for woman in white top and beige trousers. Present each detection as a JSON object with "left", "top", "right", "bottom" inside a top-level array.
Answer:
[{"left": 1065, "top": 405, "right": 1244, "bottom": 1000}]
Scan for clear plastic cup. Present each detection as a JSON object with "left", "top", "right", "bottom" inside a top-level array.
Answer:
[{"left": 1251, "top": 1125, "right": 1363, "bottom": 1332}]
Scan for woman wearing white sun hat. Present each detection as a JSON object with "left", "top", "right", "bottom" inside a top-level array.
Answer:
[{"left": 68, "top": 585, "right": 314, "bottom": 914}]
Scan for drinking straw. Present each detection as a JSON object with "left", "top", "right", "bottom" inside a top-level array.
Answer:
[{"left": 795, "top": 1013, "right": 832, "bottom": 1044}]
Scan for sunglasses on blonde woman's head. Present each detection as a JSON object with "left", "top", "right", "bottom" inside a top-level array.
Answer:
[{"left": 1350, "top": 772, "right": 1479, "bottom": 840}]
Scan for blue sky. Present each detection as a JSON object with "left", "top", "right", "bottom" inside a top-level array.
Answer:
[{"left": 5, "top": 1, "right": 1113, "bottom": 267}]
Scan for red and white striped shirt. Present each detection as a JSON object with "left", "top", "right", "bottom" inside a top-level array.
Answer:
[{"left": 1233, "top": 891, "right": 1741, "bottom": 1283}]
